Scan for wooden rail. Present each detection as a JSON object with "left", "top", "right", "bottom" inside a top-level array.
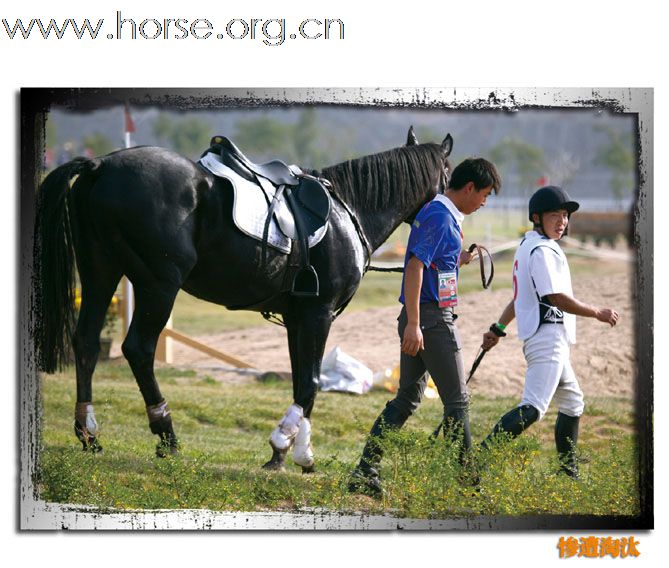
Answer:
[{"left": 158, "top": 327, "right": 254, "bottom": 369}]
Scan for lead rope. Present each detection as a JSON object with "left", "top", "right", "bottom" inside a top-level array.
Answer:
[
  {"left": 467, "top": 243, "right": 494, "bottom": 289},
  {"left": 368, "top": 243, "right": 495, "bottom": 289}
]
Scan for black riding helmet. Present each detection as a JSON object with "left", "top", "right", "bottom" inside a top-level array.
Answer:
[{"left": 529, "top": 185, "right": 580, "bottom": 238}]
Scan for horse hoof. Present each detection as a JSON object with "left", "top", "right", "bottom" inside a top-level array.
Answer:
[
  {"left": 86, "top": 437, "right": 104, "bottom": 454},
  {"left": 301, "top": 465, "right": 315, "bottom": 474},
  {"left": 263, "top": 446, "right": 287, "bottom": 471},
  {"left": 80, "top": 441, "right": 104, "bottom": 454},
  {"left": 262, "top": 459, "right": 286, "bottom": 472},
  {"left": 75, "top": 422, "right": 103, "bottom": 453}
]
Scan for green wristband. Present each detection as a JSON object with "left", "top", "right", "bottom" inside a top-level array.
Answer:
[{"left": 495, "top": 322, "right": 507, "bottom": 331}]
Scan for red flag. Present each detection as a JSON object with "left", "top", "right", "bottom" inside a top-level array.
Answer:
[{"left": 124, "top": 103, "right": 136, "bottom": 134}]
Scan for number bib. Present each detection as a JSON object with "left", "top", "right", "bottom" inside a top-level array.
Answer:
[{"left": 438, "top": 270, "right": 458, "bottom": 308}]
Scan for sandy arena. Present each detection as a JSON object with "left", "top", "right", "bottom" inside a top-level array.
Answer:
[{"left": 150, "top": 261, "right": 636, "bottom": 400}]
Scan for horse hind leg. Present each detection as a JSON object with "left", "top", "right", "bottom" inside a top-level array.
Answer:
[
  {"left": 73, "top": 270, "right": 122, "bottom": 453},
  {"left": 121, "top": 284, "right": 181, "bottom": 457}
]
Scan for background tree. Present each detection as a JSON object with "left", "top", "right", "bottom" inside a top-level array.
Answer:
[
  {"left": 233, "top": 115, "right": 293, "bottom": 159},
  {"left": 489, "top": 137, "right": 547, "bottom": 225},
  {"left": 45, "top": 117, "right": 58, "bottom": 150},
  {"left": 547, "top": 150, "right": 581, "bottom": 190},
  {"left": 293, "top": 107, "right": 326, "bottom": 168},
  {"left": 152, "top": 113, "right": 174, "bottom": 146},
  {"left": 234, "top": 109, "right": 335, "bottom": 167},
  {"left": 593, "top": 125, "right": 635, "bottom": 209},
  {"left": 82, "top": 132, "right": 115, "bottom": 157},
  {"left": 152, "top": 113, "right": 212, "bottom": 159},
  {"left": 170, "top": 117, "right": 212, "bottom": 159}
]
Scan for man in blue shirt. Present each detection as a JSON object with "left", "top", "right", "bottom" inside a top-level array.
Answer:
[{"left": 349, "top": 158, "right": 501, "bottom": 497}]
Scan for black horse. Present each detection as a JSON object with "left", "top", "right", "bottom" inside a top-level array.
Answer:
[{"left": 34, "top": 127, "right": 453, "bottom": 471}]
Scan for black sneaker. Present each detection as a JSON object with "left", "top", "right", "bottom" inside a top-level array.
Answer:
[{"left": 348, "top": 467, "right": 383, "bottom": 498}]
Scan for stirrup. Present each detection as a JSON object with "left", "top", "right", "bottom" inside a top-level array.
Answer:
[{"left": 291, "top": 265, "right": 320, "bottom": 297}]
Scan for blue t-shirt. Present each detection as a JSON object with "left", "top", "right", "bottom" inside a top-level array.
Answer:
[{"left": 399, "top": 197, "right": 463, "bottom": 305}]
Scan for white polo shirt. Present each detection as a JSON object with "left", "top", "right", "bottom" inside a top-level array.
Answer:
[{"left": 513, "top": 231, "right": 576, "bottom": 343}]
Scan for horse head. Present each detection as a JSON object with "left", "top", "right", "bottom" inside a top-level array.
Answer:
[
  {"left": 401, "top": 126, "right": 454, "bottom": 228},
  {"left": 406, "top": 125, "right": 453, "bottom": 195}
]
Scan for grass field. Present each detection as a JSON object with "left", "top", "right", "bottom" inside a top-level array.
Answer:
[
  {"left": 38, "top": 359, "right": 639, "bottom": 518},
  {"left": 43, "top": 216, "right": 639, "bottom": 520}
]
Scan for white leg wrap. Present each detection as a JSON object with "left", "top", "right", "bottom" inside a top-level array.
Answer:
[
  {"left": 146, "top": 400, "right": 171, "bottom": 423},
  {"left": 270, "top": 403, "right": 303, "bottom": 451},
  {"left": 293, "top": 417, "right": 314, "bottom": 468},
  {"left": 75, "top": 403, "right": 99, "bottom": 436}
]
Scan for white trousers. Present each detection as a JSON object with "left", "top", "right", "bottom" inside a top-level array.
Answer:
[{"left": 520, "top": 324, "right": 584, "bottom": 419}]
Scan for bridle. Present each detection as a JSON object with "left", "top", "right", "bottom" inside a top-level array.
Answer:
[{"left": 437, "top": 159, "right": 451, "bottom": 196}]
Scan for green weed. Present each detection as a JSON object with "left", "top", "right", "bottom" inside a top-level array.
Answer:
[{"left": 37, "top": 365, "right": 641, "bottom": 519}]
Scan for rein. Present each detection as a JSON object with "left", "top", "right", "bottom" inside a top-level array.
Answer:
[
  {"left": 368, "top": 243, "right": 495, "bottom": 290},
  {"left": 324, "top": 184, "right": 373, "bottom": 271}
]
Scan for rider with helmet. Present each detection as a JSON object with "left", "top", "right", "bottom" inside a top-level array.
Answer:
[{"left": 479, "top": 186, "right": 619, "bottom": 478}]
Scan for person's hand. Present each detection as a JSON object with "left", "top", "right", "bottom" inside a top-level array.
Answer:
[
  {"left": 401, "top": 324, "right": 424, "bottom": 356},
  {"left": 460, "top": 247, "right": 479, "bottom": 266},
  {"left": 596, "top": 308, "right": 619, "bottom": 327},
  {"left": 482, "top": 330, "right": 500, "bottom": 351}
]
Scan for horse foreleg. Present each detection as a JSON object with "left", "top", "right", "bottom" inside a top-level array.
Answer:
[
  {"left": 293, "top": 416, "right": 315, "bottom": 473},
  {"left": 263, "top": 407, "right": 314, "bottom": 473},
  {"left": 263, "top": 309, "right": 331, "bottom": 473},
  {"left": 263, "top": 403, "right": 303, "bottom": 471}
]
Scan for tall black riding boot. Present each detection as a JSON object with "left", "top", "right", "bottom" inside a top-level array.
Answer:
[
  {"left": 441, "top": 406, "right": 479, "bottom": 487},
  {"left": 348, "top": 402, "right": 410, "bottom": 497},
  {"left": 555, "top": 412, "right": 580, "bottom": 479},
  {"left": 481, "top": 404, "right": 539, "bottom": 450},
  {"left": 441, "top": 407, "right": 472, "bottom": 463}
]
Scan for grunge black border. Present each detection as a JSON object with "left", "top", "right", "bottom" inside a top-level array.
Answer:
[{"left": 19, "top": 87, "right": 653, "bottom": 531}]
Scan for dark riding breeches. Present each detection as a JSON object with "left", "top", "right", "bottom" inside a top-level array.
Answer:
[
  {"left": 394, "top": 303, "right": 468, "bottom": 412},
  {"left": 358, "top": 303, "right": 470, "bottom": 472}
]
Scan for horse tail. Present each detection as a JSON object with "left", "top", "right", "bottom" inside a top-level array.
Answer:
[{"left": 34, "top": 157, "right": 93, "bottom": 373}]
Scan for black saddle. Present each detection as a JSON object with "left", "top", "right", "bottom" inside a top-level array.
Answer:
[
  {"left": 212, "top": 135, "right": 300, "bottom": 187},
  {"left": 207, "top": 136, "right": 331, "bottom": 297}
]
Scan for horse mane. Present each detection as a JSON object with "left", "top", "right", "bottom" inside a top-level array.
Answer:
[{"left": 318, "top": 143, "right": 445, "bottom": 212}]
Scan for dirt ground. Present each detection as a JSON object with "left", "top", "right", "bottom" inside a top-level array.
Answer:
[{"left": 150, "top": 259, "right": 637, "bottom": 400}]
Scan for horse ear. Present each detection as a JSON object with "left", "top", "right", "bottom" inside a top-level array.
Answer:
[
  {"left": 441, "top": 134, "right": 453, "bottom": 156},
  {"left": 406, "top": 126, "right": 419, "bottom": 146}
]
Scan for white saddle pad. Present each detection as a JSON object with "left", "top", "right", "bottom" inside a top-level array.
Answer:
[{"left": 199, "top": 152, "right": 328, "bottom": 254}]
